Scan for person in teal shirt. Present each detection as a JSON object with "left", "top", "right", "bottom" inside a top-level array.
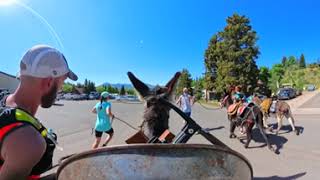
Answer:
[{"left": 91, "top": 91, "right": 115, "bottom": 149}]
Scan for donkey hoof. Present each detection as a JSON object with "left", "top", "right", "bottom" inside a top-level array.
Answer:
[
  {"left": 229, "top": 134, "right": 237, "bottom": 139},
  {"left": 269, "top": 146, "right": 275, "bottom": 152},
  {"left": 244, "top": 145, "right": 249, "bottom": 149},
  {"left": 295, "top": 130, "right": 300, "bottom": 136}
]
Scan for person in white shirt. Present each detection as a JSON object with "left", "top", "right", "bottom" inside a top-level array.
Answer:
[{"left": 176, "top": 87, "right": 195, "bottom": 117}]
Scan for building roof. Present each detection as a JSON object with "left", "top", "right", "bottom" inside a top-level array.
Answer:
[{"left": 0, "top": 71, "right": 18, "bottom": 79}]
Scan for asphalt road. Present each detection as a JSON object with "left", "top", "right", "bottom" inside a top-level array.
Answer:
[
  {"left": 300, "top": 92, "right": 320, "bottom": 108},
  {"left": 37, "top": 99, "right": 320, "bottom": 179}
]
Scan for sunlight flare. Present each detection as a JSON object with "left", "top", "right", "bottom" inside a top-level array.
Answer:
[{"left": 0, "top": 0, "right": 15, "bottom": 6}]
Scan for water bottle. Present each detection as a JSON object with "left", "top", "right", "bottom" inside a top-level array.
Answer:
[{"left": 47, "top": 128, "right": 63, "bottom": 151}]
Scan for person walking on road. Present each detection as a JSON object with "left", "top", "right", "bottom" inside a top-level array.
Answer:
[
  {"left": 176, "top": 87, "right": 195, "bottom": 117},
  {"left": 92, "top": 91, "right": 115, "bottom": 149}
]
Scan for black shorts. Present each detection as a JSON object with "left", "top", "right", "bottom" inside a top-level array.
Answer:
[{"left": 95, "top": 128, "right": 114, "bottom": 138}]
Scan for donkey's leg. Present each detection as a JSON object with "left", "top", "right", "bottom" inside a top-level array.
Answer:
[
  {"left": 244, "top": 123, "right": 252, "bottom": 148},
  {"left": 286, "top": 113, "right": 299, "bottom": 135},
  {"left": 262, "top": 113, "right": 269, "bottom": 128},
  {"left": 229, "top": 119, "right": 237, "bottom": 138},
  {"left": 258, "top": 120, "right": 274, "bottom": 151},
  {"left": 257, "top": 111, "right": 274, "bottom": 152},
  {"left": 276, "top": 113, "right": 283, "bottom": 135},
  {"left": 287, "top": 115, "right": 296, "bottom": 131}
]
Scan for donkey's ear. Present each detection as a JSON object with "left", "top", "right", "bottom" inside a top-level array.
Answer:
[
  {"left": 128, "top": 72, "right": 150, "bottom": 97},
  {"left": 165, "top": 72, "right": 181, "bottom": 95}
]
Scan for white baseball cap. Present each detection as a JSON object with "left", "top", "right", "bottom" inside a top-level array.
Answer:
[{"left": 19, "top": 45, "right": 78, "bottom": 81}]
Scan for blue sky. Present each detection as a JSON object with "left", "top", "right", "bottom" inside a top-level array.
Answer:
[{"left": 1, "top": 0, "right": 319, "bottom": 85}]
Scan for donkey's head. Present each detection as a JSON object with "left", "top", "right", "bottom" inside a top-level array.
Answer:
[
  {"left": 220, "top": 89, "right": 233, "bottom": 108},
  {"left": 127, "top": 72, "right": 181, "bottom": 139}
]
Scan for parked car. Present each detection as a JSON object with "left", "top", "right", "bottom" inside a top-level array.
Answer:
[
  {"left": 126, "top": 95, "right": 139, "bottom": 102},
  {"left": 64, "top": 93, "right": 76, "bottom": 100},
  {"left": 306, "top": 84, "right": 316, "bottom": 91},
  {"left": 79, "top": 94, "right": 89, "bottom": 100},
  {"left": 73, "top": 94, "right": 84, "bottom": 101},
  {"left": 116, "top": 95, "right": 127, "bottom": 101},
  {"left": 89, "top": 92, "right": 100, "bottom": 100},
  {"left": 0, "top": 88, "right": 10, "bottom": 99},
  {"left": 56, "top": 93, "right": 65, "bottom": 101},
  {"left": 277, "top": 88, "right": 296, "bottom": 100}
]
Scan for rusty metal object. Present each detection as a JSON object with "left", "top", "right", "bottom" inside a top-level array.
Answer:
[{"left": 57, "top": 144, "right": 253, "bottom": 180}]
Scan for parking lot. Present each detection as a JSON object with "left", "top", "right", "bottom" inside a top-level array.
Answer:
[{"left": 39, "top": 93, "right": 320, "bottom": 179}]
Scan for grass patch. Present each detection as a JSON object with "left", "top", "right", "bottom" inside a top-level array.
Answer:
[{"left": 197, "top": 99, "right": 220, "bottom": 108}]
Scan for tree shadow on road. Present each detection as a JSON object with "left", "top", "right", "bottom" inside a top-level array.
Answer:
[
  {"left": 239, "top": 128, "right": 288, "bottom": 154},
  {"left": 254, "top": 172, "right": 307, "bottom": 180}
]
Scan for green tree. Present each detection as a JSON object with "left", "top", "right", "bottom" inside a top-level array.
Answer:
[
  {"left": 120, "top": 85, "right": 126, "bottom": 95},
  {"left": 299, "top": 54, "right": 306, "bottom": 68},
  {"left": 281, "top": 56, "right": 287, "bottom": 67},
  {"left": 114, "top": 87, "right": 119, "bottom": 94},
  {"left": 204, "top": 34, "right": 218, "bottom": 91},
  {"left": 83, "top": 79, "right": 96, "bottom": 94},
  {"left": 76, "top": 83, "right": 83, "bottom": 88},
  {"left": 255, "top": 66, "right": 271, "bottom": 96},
  {"left": 126, "top": 88, "right": 136, "bottom": 95},
  {"left": 96, "top": 86, "right": 106, "bottom": 93},
  {"left": 84, "top": 79, "right": 88, "bottom": 88},
  {"left": 176, "top": 69, "right": 192, "bottom": 95},
  {"left": 106, "top": 85, "right": 113, "bottom": 93},
  {"left": 269, "top": 64, "right": 285, "bottom": 92},
  {"left": 62, "top": 83, "right": 74, "bottom": 93},
  {"left": 259, "top": 66, "right": 271, "bottom": 86},
  {"left": 204, "top": 14, "right": 260, "bottom": 95},
  {"left": 286, "top": 56, "right": 297, "bottom": 67},
  {"left": 193, "top": 77, "right": 204, "bottom": 100}
]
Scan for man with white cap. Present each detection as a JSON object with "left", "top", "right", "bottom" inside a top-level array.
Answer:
[{"left": 0, "top": 45, "right": 77, "bottom": 179}]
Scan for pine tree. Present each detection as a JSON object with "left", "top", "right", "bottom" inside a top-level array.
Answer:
[
  {"left": 204, "top": 14, "right": 260, "bottom": 95},
  {"left": 282, "top": 57, "right": 287, "bottom": 67},
  {"left": 299, "top": 54, "right": 306, "bottom": 68},
  {"left": 120, "top": 85, "right": 126, "bottom": 95},
  {"left": 176, "top": 69, "right": 192, "bottom": 95}
]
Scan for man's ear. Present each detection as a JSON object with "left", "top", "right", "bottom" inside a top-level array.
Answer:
[{"left": 41, "top": 77, "right": 54, "bottom": 92}]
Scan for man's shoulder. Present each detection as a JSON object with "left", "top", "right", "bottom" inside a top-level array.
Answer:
[
  {"left": 2, "top": 125, "right": 46, "bottom": 157},
  {"left": 1, "top": 126, "right": 46, "bottom": 171}
]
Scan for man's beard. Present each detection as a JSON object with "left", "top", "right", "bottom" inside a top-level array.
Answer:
[{"left": 41, "top": 83, "right": 58, "bottom": 108}]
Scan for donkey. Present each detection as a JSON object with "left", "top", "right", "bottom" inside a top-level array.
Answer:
[
  {"left": 127, "top": 71, "right": 181, "bottom": 141},
  {"left": 258, "top": 98, "right": 299, "bottom": 135},
  {"left": 220, "top": 91, "right": 274, "bottom": 151}
]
